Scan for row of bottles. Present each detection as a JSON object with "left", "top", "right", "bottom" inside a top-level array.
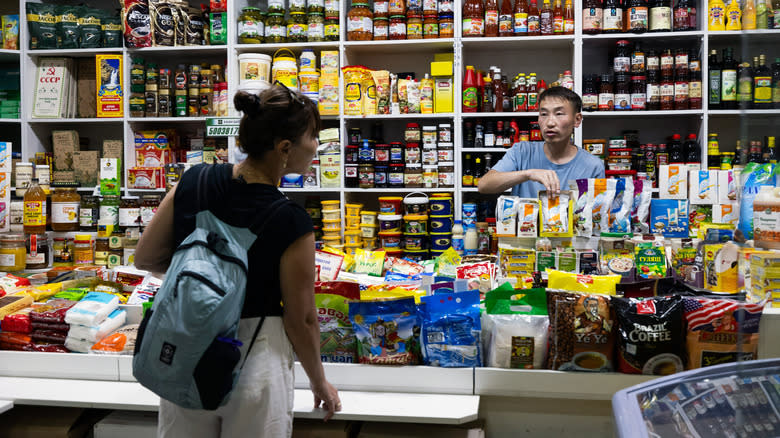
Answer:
[
  {"left": 709, "top": 0, "right": 780, "bottom": 30},
  {"left": 463, "top": 66, "right": 573, "bottom": 112},
  {"left": 463, "top": 119, "right": 544, "bottom": 148},
  {"left": 462, "top": 0, "right": 575, "bottom": 37},
  {"left": 709, "top": 49, "right": 780, "bottom": 109},
  {"left": 583, "top": 0, "right": 698, "bottom": 34},
  {"left": 462, "top": 152, "right": 500, "bottom": 186},
  {"left": 710, "top": 133, "right": 778, "bottom": 169}
]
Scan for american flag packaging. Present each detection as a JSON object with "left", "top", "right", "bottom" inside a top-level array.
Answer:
[{"left": 684, "top": 297, "right": 766, "bottom": 370}]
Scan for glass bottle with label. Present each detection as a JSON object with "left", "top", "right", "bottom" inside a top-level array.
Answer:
[
  {"left": 80, "top": 195, "right": 98, "bottom": 231},
  {"left": 689, "top": 52, "right": 703, "bottom": 109},
  {"left": 721, "top": 47, "right": 738, "bottom": 109},
  {"left": 603, "top": 0, "right": 624, "bottom": 31},
  {"left": 673, "top": 0, "right": 697, "bottom": 30},
  {"left": 753, "top": 54, "right": 772, "bottom": 108},
  {"left": 583, "top": 0, "right": 603, "bottom": 34},
  {"left": 462, "top": 0, "right": 485, "bottom": 36},
  {"left": 631, "top": 41, "right": 646, "bottom": 73},
  {"left": 626, "top": 0, "right": 649, "bottom": 31},
  {"left": 23, "top": 178, "right": 47, "bottom": 235},
  {"left": 649, "top": 0, "right": 671, "bottom": 31}
]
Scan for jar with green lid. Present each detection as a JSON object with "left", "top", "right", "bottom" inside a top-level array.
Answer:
[
  {"left": 324, "top": 16, "right": 340, "bottom": 41},
  {"left": 100, "top": 195, "right": 120, "bottom": 227},
  {"left": 288, "top": 12, "right": 308, "bottom": 42},
  {"left": 308, "top": 0, "right": 325, "bottom": 14},
  {"left": 325, "top": 0, "right": 340, "bottom": 16},
  {"left": 307, "top": 12, "right": 325, "bottom": 41},
  {"left": 238, "top": 7, "right": 264, "bottom": 44},
  {"left": 145, "top": 63, "right": 158, "bottom": 85},
  {"left": 130, "top": 85, "right": 145, "bottom": 117},
  {"left": 267, "top": 0, "right": 285, "bottom": 14},
  {"left": 265, "top": 13, "right": 287, "bottom": 43},
  {"left": 290, "top": 0, "right": 307, "bottom": 14}
]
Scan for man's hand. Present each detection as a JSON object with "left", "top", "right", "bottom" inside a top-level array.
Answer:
[{"left": 525, "top": 169, "right": 560, "bottom": 194}]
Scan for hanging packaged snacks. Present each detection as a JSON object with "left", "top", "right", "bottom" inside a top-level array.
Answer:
[
  {"left": 571, "top": 179, "right": 593, "bottom": 237},
  {"left": 547, "top": 291, "right": 616, "bottom": 372},
  {"left": 420, "top": 290, "right": 481, "bottom": 368},
  {"left": 614, "top": 295, "right": 685, "bottom": 375},
  {"left": 316, "top": 281, "right": 360, "bottom": 363},
  {"left": 349, "top": 297, "right": 422, "bottom": 365},
  {"left": 590, "top": 179, "right": 614, "bottom": 236},
  {"left": 482, "top": 286, "right": 549, "bottom": 369},
  {"left": 516, "top": 198, "right": 539, "bottom": 237},
  {"left": 539, "top": 190, "right": 572, "bottom": 237},
  {"left": 608, "top": 178, "right": 634, "bottom": 234},
  {"left": 683, "top": 297, "right": 765, "bottom": 369}
]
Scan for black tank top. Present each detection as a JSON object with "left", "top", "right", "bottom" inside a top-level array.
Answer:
[{"left": 173, "top": 164, "right": 313, "bottom": 318}]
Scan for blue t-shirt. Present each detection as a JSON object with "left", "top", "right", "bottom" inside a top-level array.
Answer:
[{"left": 492, "top": 141, "right": 605, "bottom": 198}]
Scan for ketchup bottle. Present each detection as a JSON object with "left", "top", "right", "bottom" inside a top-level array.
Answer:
[
  {"left": 499, "top": 0, "right": 515, "bottom": 36},
  {"left": 463, "top": 65, "right": 479, "bottom": 112},
  {"left": 528, "top": 0, "right": 541, "bottom": 34},
  {"left": 486, "top": 0, "right": 500, "bottom": 37}
]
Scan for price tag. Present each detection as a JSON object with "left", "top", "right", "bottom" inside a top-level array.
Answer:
[{"left": 205, "top": 117, "right": 241, "bottom": 137}]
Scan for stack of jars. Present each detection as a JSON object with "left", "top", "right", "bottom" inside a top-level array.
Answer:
[
  {"left": 346, "top": 123, "right": 454, "bottom": 189},
  {"left": 238, "top": 0, "right": 339, "bottom": 44},
  {"left": 582, "top": 41, "right": 702, "bottom": 112},
  {"left": 348, "top": 0, "right": 454, "bottom": 41}
]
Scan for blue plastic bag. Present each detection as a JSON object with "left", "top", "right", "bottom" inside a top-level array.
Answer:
[{"left": 419, "top": 290, "right": 481, "bottom": 368}]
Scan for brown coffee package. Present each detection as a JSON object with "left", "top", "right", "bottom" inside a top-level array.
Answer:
[
  {"left": 547, "top": 291, "right": 616, "bottom": 372},
  {"left": 73, "top": 151, "right": 98, "bottom": 186}
]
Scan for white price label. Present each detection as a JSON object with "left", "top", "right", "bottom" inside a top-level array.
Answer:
[{"left": 205, "top": 117, "right": 241, "bottom": 137}]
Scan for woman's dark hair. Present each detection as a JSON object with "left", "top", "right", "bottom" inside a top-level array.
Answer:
[
  {"left": 539, "top": 86, "right": 582, "bottom": 113},
  {"left": 233, "top": 84, "right": 322, "bottom": 159}
]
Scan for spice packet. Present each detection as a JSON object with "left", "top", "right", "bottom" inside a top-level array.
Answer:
[
  {"left": 370, "top": 70, "right": 390, "bottom": 114},
  {"left": 398, "top": 78, "right": 409, "bottom": 114},
  {"left": 635, "top": 241, "right": 667, "bottom": 279},
  {"left": 631, "top": 179, "right": 653, "bottom": 234},
  {"left": 590, "top": 179, "right": 614, "bottom": 236},
  {"left": 539, "top": 190, "right": 571, "bottom": 237},
  {"left": 406, "top": 80, "right": 421, "bottom": 114},
  {"left": 608, "top": 177, "right": 634, "bottom": 234},
  {"left": 571, "top": 179, "right": 593, "bottom": 237}
]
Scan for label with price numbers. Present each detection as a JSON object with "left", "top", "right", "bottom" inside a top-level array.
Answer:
[{"left": 205, "top": 117, "right": 240, "bottom": 137}]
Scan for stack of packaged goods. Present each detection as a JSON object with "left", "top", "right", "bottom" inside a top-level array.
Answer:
[
  {"left": 0, "top": 88, "right": 20, "bottom": 120},
  {"left": 344, "top": 203, "right": 364, "bottom": 256},
  {"left": 360, "top": 209, "right": 378, "bottom": 250},
  {"left": 321, "top": 200, "right": 342, "bottom": 250},
  {"left": 342, "top": 56, "right": 453, "bottom": 115},
  {"left": 429, "top": 193, "right": 455, "bottom": 259},
  {"left": 378, "top": 197, "right": 403, "bottom": 259}
]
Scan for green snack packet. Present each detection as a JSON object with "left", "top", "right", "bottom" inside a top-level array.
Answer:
[
  {"left": 208, "top": 12, "right": 226, "bottom": 45},
  {"left": 101, "top": 13, "right": 122, "bottom": 47},
  {"left": 53, "top": 288, "right": 90, "bottom": 301},
  {"left": 635, "top": 242, "right": 668, "bottom": 279},
  {"left": 56, "top": 5, "right": 80, "bottom": 49},
  {"left": 78, "top": 7, "right": 102, "bottom": 48},
  {"left": 485, "top": 287, "right": 548, "bottom": 315}
]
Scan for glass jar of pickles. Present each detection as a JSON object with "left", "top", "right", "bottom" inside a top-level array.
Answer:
[
  {"left": 307, "top": 12, "right": 325, "bottom": 41},
  {"left": 324, "top": 16, "right": 340, "bottom": 40},
  {"left": 238, "top": 7, "right": 264, "bottom": 43},
  {"left": 288, "top": 12, "right": 308, "bottom": 42},
  {"left": 0, "top": 234, "right": 26, "bottom": 272},
  {"left": 265, "top": 13, "right": 287, "bottom": 43}
]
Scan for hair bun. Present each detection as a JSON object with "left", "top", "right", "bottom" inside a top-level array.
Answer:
[{"left": 234, "top": 91, "right": 262, "bottom": 117}]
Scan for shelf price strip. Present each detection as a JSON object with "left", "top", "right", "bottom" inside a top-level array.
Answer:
[{"left": 206, "top": 117, "right": 241, "bottom": 137}]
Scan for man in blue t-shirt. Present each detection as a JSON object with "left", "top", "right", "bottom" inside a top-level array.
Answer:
[{"left": 478, "top": 87, "right": 605, "bottom": 198}]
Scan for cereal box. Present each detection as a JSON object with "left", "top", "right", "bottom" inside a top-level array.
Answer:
[
  {"left": 134, "top": 130, "right": 174, "bottom": 167},
  {"left": 650, "top": 199, "right": 689, "bottom": 238},
  {"left": 96, "top": 54, "right": 123, "bottom": 117},
  {"left": 712, "top": 202, "right": 739, "bottom": 227},
  {"left": 659, "top": 164, "right": 688, "bottom": 199},
  {"left": 717, "top": 170, "right": 737, "bottom": 204},
  {"left": 128, "top": 167, "right": 165, "bottom": 189}
]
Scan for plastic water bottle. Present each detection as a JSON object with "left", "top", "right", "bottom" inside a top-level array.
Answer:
[{"left": 452, "top": 219, "right": 465, "bottom": 254}]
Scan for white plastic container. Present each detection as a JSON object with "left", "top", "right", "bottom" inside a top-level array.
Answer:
[
  {"left": 237, "top": 53, "right": 271, "bottom": 83},
  {"left": 754, "top": 186, "right": 780, "bottom": 249}
]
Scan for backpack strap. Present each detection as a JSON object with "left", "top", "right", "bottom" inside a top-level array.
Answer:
[
  {"left": 196, "top": 164, "right": 211, "bottom": 213},
  {"left": 238, "top": 195, "right": 293, "bottom": 370}
]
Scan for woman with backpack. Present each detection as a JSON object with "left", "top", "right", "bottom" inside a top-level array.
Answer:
[{"left": 135, "top": 84, "right": 341, "bottom": 437}]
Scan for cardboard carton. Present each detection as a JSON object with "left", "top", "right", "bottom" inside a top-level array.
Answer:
[
  {"left": 77, "top": 57, "right": 97, "bottom": 118},
  {"left": 102, "top": 139, "right": 122, "bottom": 159},
  {"left": 658, "top": 164, "right": 688, "bottom": 200},
  {"left": 95, "top": 54, "right": 123, "bottom": 118},
  {"left": 52, "top": 130, "right": 78, "bottom": 171},
  {"left": 73, "top": 151, "right": 98, "bottom": 186}
]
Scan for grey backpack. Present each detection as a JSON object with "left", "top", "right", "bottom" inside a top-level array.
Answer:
[{"left": 133, "top": 165, "right": 289, "bottom": 410}]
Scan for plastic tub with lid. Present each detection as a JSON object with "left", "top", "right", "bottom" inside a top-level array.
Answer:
[
  {"left": 403, "top": 249, "right": 429, "bottom": 262},
  {"left": 322, "top": 218, "right": 341, "bottom": 231},
  {"left": 403, "top": 234, "right": 425, "bottom": 251},
  {"left": 378, "top": 197, "right": 403, "bottom": 214},
  {"left": 430, "top": 215, "right": 453, "bottom": 233},
  {"left": 378, "top": 231, "right": 402, "bottom": 248},
  {"left": 344, "top": 230, "right": 362, "bottom": 245},
  {"left": 345, "top": 215, "right": 361, "bottom": 229},
  {"left": 322, "top": 209, "right": 341, "bottom": 221},
  {"left": 238, "top": 53, "right": 272, "bottom": 83},
  {"left": 403, "top": 192, "right": 429, "bottom": 215},
  {"left": 321, "top": 200, "right": 340, "bottom": 209},
  {"left": 360, "top": 210, "right": 378, "bottom": 225},
  {"left": 345, "top": 203, "right": 363, "bottom": 217},
  {"left": 403, "top": 214, "right": 428, "bottom": 234},
  {"left": 429, "top": 194, "right": 453, "bottom": 216},
  {"left": 377, "top": 214, "right": 402, "bottom": 232},
  {"left": 361, "top": 224, "right": 378, "bottom": 238},
  {"left": 322, "top": 235, "right": 341, "bottom": 246},
  {"left": 430, "top": 232, "right": 453, "bottom": 251}
]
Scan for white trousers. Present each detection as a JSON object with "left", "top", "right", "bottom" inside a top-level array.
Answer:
[{"left": 157, "top": 316, "right": 295, "bottom": 438}]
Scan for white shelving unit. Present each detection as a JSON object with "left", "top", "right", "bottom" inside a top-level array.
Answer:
[{"left": 3, "top": 0, "right": 778, "bottom": 217}]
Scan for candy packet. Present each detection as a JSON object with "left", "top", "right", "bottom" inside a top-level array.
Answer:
[{"left": 590, "top": 179, "right": 614, "bottom": 236}]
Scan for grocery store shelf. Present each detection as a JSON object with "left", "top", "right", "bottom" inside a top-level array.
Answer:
[
  {"left": 461, "top": 148, "right": 510, "bottom": 153},
  {"left": 127, "top": 117, "right": 206, "bottom": 123},
  {"left": 0, "top": 399, "right": 12, "bottom": 415},
  {"left": 125, "top": 188, "right": 167, "bottom": 193},
  {"left": 281, "top": 187, "right": 343, "bottom": 193},
  {"left": 582, "top": 30, "right": 704, "bottom": 40},
  {"left": 235, "top": 41, "right": 341, "bottom": 54},
  {"left": 0, "top": 49, "right": 19, "bottom": 61},
  {"left": 708, "top": 109, "right": 780, "bottom": 116},
  {"left": 462, "top": 112, "right": 539, "bottom": 118},
  {"left": 343, "top": 113, "right": 455, "bottom": 120},
  {"left": 25, "top": 47, "right": 123, "bottom": 57},
  {"left": 28, "top": 117, "right": 122, "bottom": 124},
  {"left": 0, "top": 118, "right": 20, "bottom": 123},
  {"left": 126, "top": 45, "right": 227, "bottom": 55},
  {"left": 708, "top": 29, "right": 780, "bottom": 42},
  {"left": 474, "top": 368, "right": 656, "bottom": 400},
  {"left": 583, "top": 110, "right": 704, "bottom": 117},
  {"left": 343, "top": 38, "right": 456, "bottom": 53},
  {"left": 461, "top": 35, "right": 574, "bottom": 49},
  {"left": 344, "top": 188, "right": 455, "bottom": 193}
]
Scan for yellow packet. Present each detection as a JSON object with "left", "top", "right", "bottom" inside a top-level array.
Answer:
[
  {"left": 354, "top": 248, "right": 386, "bottom": 277},
  {"left": 434, "top": 247, "right": 461, "bottom": 277},
  {"left": 323, "top": 245, "right": 355, "bottom": 273},
  {"left": 12, "top": 285, "right": 59, "bottom": 302},
  {"left": 547, "top": 269, "right": 621, "bottom": 295},
  {"left": 361, "top": 284, "right": 425, "bottom": 304},
  {"left": 696, "top": 222, "right": 735, "bottom": 240},
  {"left": 362, "top": 69, "right": 377, "bottom": 115}
]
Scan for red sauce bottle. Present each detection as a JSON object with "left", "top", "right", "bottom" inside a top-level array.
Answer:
[
  {"left": 486, "top": 0, "right": 500, "bottom": 36},
  {"left": 528, "top": 0, "right": 541, "bottom": 34},
  {"left": 463, "top": 0, "right": 486, "bottom": 36},
  {"left": 499, "top": 0, "right": 515, "bottom": 36}
]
